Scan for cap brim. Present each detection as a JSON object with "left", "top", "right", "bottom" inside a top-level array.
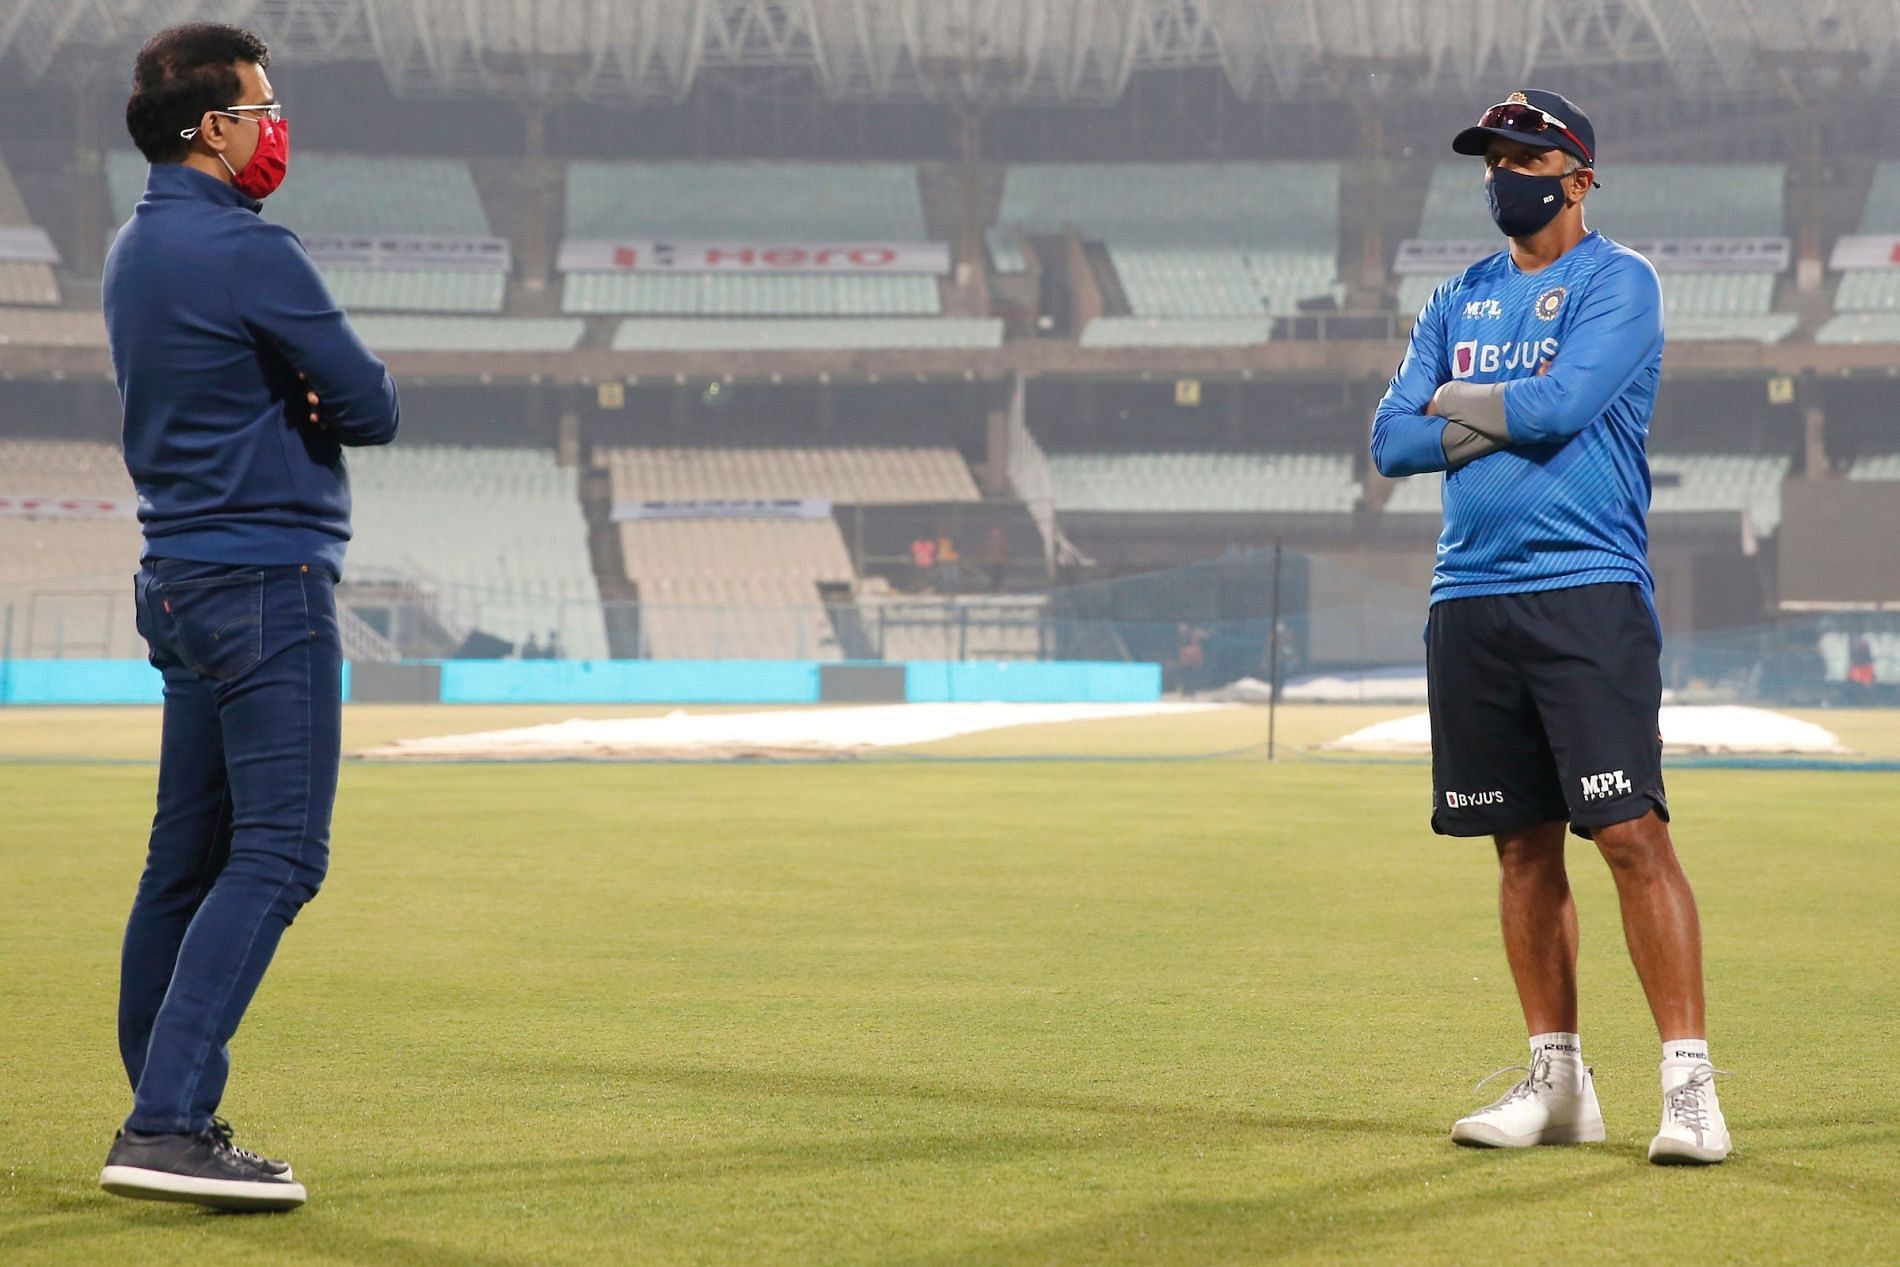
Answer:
[{"left": 1452, "top": 124, "right": 1554, "bottom": 156}]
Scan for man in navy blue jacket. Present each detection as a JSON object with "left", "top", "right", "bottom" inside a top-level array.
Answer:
[{"left": 98, "top": 23, "right": 398, "bottom": 1212}]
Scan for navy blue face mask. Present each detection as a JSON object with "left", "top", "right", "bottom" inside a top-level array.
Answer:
[{"left": 1485, "top": 167, "right": 1568, "bottom": 238}]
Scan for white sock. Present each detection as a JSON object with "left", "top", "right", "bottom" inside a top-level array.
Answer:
[
  {"left": 1662, "top": 1038, "right": 1710, "bottom": 1066},
  {"left": 1530, "top": 1032, "right": 1585, "bottom": 1090}
]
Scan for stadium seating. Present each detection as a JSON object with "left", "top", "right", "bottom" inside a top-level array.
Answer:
[
  {"left": 566, "top": 272, "right": 939, "bottom": 317},
  {"left": 597, "top": 445, "right": 979, "bottom": 504},
  {"left": 106, "top": 151, "right": 502, "bottom": 313},
  {"left": 618, "top": 520, "right": 851, "bottom": 661},
  {"left": 0, "top": 152, "right": 58, "bottom": 307},
  {"left": 563, "top": 162, "right": 935, "bottom": 317},
  {"left": 609, "top": 318, "right": 1002, "bottom": 352},
  {"left": 566, "top": 162, "right": 927, "bottom": 240},
  {"left": 1649, "top": 454, "right": 1790, "bottom": 535},
  {"left": 0, "top": 309, "right": 106, "bottom": 348},
  {"left": 1849, "top": 454, "right": 1900, "bottom": 480},
  {"left": 1834, "top": 270, "right": 1900, "bottom": 312},
  {"left": 1078, "top": 317, "right": 1273, "bottom": 348},
  {"left": 990, "top": 163, "right": 1341, "bottom": 317},
  {"left": 345, "top": 445, "right": 609, "bottom": 660},
  {"left": 1815, "top": 313, "right": 1900, "bottom": 344},
  {"left": 348, "top": 316, "right": 585, "bottom": 353},
  {"left": 0, "top": 440, "right": 145, "bottom": 657},
  {"left": 1854, "top": 160, "right": 1900, "bottom": 233},
  {"left": 1044, "top": 452, "right": 1359, "bottom": 514}
]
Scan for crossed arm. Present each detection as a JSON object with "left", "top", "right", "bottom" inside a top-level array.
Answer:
[{"left": 1370, "top": 256, "right": 1662, "bottom": 479}]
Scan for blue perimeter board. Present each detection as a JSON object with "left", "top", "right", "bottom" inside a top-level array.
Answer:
[{"left": 1, "top": 659, "right": 1160, "bottom": 706}]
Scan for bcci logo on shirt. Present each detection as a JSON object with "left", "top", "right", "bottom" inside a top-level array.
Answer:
[{"left": 1535, "top": 286, "right": 1567, "bottom": 321}]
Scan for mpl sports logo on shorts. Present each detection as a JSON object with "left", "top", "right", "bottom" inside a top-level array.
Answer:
[
  {"left": 1579, "top": 769, "right": 1634, "bottom": 801},
  {"left": 1451, "top": 336, "right": 1560, "bottom": 379},
  {"left": 1444, "top": 789, "right": 1505, "bottom": 809}
]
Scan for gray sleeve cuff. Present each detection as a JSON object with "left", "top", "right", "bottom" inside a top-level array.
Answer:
[
  {"left": 1442, "top": 422, "right": 1508, "bottom": 470},
  {"left": 1430, "top": 381, "right": 1512, "bottom": 443}
]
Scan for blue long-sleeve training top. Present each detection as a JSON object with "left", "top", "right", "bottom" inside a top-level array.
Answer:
[
  {"left": 104, "top": 163, "right": 399, "bottom": 577},
  {"left": 1371, "top": 229, "right": 1662, "bottom": 605}
]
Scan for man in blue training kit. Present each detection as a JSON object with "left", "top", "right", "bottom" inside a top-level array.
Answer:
[
  {"left": 1372, "top": 90, "right": 1730, "bottom": 1164},
  {"left": 98, "top": 23, "right": 399, "bottom": 1210}
]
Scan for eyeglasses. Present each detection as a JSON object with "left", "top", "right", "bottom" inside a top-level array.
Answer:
[
  {"left": 1476, "top": 101, "right": 1592, "bottom": 164},
  {"left": 179, "top": 103, "right": 283, "bottom": 140}
]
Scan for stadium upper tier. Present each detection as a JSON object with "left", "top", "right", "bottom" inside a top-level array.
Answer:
[
  {"left": 345, "top": 445, "right": 609, "bottom": 660},
  {"left": 566, "top": 273, "right": 940, "bottom": 317},
  {"left": 609, "top": 318, "right": 1001, "bottom": 351},
  {"left": 1045, "top": 452, "right": 1359, "bottom": 514},
  {"left": 105, "top": 151, "right": 500, "bottom": 313},
  {"left": 990, "top": 164, "right": 1340, "bottom": 317},
  {"left": 563, "top": 162, "right": 934, "bottom": 317},
  {"left": 598, "top": 446, "right": 979, "bottom": 504},
  {"left": 618, "top": 520, "right": 851, "bottom": 661},
  {"left": 565, "top": 162, "right": 926, "bottom": 239}
]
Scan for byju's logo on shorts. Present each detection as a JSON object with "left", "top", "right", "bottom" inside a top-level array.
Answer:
[
  {"left": 1463, "top": 298, "right": 1503, "bottom": 319},
  {"left": 1445, "top": 789, "right": 1504, "bottom": 809},
  {"left": 1579, "top": 770, "right": 1634, "bottom": 801}
]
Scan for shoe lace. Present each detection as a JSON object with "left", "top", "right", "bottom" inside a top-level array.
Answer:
[
  {"left": 1663, "top": 1065, "right": 1730, "bottom": 1136},
  {"left": 1472, "top": 1052, "right": 1555, "bottom": 1111},
  {"left": 205, "top": 1117, "right": 274, "bottom": 1169}
]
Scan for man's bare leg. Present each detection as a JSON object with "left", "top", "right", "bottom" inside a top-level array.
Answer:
[
  {"left": 1450, "top": 820, "right": 1600, "bottom": 1147},
  {"left": 1495, "top": 821, "right": 1579, "bottom": 1036},
  {"left": 1591, "top": 810, "right": 1704, "bottom": 1040}
]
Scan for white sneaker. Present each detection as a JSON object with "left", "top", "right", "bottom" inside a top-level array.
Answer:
[
  {"left": 1451, "top": 1055, "right": 1606, "bottom": 1148},
  {"left": 1648, "top": 1063, "right": 1732, "bottom": 1165}
]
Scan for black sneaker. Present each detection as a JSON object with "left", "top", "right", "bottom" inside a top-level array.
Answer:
[
  {"left": 100, "top": 1124, "right": 306, "bottom": 1211},
  {"left": 209, "top": 1117, "right": 294, "bottom": 1180}
]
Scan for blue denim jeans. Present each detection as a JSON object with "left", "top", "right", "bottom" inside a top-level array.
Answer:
[{"left": 121, "top": 559, "right": 341, "bottom": 1134}]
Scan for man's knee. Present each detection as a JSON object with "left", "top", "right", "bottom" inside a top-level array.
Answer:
[
  {"left": 1592, "top": 811, "right": 1672, "bottom": 873},
  {"left": 1495, "top": 822, "right": 1568, "bottom": 879}
]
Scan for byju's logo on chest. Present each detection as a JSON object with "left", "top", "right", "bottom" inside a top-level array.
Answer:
[{"left": 1451, "top": 336, "right": 1561, "bottom": 379}]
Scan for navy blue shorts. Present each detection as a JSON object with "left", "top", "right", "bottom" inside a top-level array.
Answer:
[{"left": 1426, "top": 583, "right": 1668, "bottom": 840}]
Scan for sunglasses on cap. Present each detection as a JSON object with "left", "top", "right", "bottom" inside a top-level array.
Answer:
[{"left": 1477, "top": 100, "right": 1593, "bottom": 165}]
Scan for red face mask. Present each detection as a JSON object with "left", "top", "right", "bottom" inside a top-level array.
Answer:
[{"left": 223, "top": 116, "right": 290, "bottom": 200}]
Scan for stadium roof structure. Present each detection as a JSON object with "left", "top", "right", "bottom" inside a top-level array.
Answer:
[{"left": 2, "top": 0, "right": 1895, "bottom": 105}]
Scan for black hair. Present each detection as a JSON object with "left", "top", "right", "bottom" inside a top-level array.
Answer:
[{"left": 125, "top": 23, "right": 270, "bottom": 164}]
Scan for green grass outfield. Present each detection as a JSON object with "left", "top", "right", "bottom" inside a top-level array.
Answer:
[{"left": 2, "top": 706, "right": 1896, "bottom": 1265}]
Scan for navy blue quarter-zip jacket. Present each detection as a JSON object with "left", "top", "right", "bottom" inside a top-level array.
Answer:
[{"left": 104, "top": 163, "right": 398, "bottom": 577}]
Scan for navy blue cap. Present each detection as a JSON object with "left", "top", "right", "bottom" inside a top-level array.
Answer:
[{"left": 1452, "top": 89, "right": 1596, "bottom": 169}]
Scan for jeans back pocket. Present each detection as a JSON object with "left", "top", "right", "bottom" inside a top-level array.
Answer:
[{"left": 158, "top": 570, "right": 265, "bottom": 682}]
